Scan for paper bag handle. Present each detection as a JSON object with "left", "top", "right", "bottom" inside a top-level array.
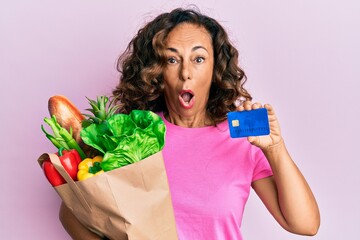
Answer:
[{"left": 38, "top": 153, "right": 91, "bottom": 211}]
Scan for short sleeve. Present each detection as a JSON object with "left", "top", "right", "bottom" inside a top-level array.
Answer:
[{"left": 251, "top": 146, "right": 273, "bottom": 182}]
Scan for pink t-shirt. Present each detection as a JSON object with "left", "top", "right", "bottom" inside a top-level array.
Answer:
[{"left": 159, "top": 113, "right": 273, "bottom": 240}]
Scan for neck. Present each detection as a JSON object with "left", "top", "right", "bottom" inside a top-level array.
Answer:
[{"left": 164, "top": 111, "right": 213, "bottom": 128}]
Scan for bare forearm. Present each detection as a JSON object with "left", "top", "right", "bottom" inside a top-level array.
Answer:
[
  {"left": 59, "top": 202, "right": 102, "bottom": 240},
  {"left": 263, "top": 140, "right": 320, "bottom": 235}
]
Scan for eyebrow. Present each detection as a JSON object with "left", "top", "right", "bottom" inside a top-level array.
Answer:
[{"left": 166, "top": 45, "right": 208, "bottom": 53}]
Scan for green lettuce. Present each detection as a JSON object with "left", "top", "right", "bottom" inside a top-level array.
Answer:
[{"left": 80, "top": 110, "right": 166, "bottom": 171}]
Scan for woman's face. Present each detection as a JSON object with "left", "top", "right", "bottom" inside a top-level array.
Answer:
[{"left": 162, "top": 23, "right": 214, "bottom": 126}]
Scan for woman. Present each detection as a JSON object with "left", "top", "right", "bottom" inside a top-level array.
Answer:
[{"left": 59, "top": 8, "right": 320, "bottom": 239}]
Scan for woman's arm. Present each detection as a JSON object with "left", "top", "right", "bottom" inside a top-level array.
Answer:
[
  {"left": 240, "top": 101, "right": 320, "bottom": 235},
  {"left": 59, "top": 202, "right": 103, "bottom": 240},
  {"left": 252, "top": 143, "right": 320, "bottom": 235}
]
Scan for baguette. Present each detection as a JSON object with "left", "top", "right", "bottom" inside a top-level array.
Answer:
[
  {"left": 48, "top": 95, "right": 100, "bottom": 158},
  {"left": 48, "top": 95, "right": 84, "bottom": 143}
]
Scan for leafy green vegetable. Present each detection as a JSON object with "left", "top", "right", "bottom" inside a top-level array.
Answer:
[
  {"left": 80, "top": 122, "right": 116, "bottom": 154},
  {"left": 80, "top": 109, "right": 166, "bottom": 171}
]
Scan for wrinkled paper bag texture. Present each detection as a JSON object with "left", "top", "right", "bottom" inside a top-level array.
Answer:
[{"left": 38, "top": 151, "right": 178, "bottom": 240}]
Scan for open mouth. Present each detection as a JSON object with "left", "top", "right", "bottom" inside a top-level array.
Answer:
[{"left": 179, "top": 90, "right": 195, "bottom": 109}]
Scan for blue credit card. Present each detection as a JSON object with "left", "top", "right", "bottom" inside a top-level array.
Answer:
[{"left": 227, "top": 108, "right": 270, "bottom": 138}]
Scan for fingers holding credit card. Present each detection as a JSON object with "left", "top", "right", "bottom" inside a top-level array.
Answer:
[{"left": 230, "top": 101, "right": 283, "bottom": 149}]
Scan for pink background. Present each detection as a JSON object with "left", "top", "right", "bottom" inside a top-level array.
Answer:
[{"left": 1, "top": 0, "right": 359, "bottom": 239}]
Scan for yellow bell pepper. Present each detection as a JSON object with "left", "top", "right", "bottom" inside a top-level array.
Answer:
[{"left": 77, "top": 156, "right": 104, "bottom": 181}]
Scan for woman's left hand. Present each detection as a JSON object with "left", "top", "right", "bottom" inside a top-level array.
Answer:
[
  {"left": 239, "top": 101, "right": 321, "bottom": 235},
  {"left": 237, "top": 101, "right": 282, "bottom": 149}
]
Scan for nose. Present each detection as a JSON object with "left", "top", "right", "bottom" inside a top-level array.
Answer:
[{"left": 180, "top": 60, "right": 192, "bottom": 81}]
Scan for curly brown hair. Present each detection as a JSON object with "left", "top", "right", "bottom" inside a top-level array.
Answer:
[{"left": 112, "top": 7, "right": 252, "bottom": 124}]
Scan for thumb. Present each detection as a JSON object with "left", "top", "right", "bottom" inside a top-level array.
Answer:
[{"left": 247, "top": 136, "right": 258, "bottom": 145}]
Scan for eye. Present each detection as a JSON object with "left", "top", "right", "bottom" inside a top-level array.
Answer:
[
  {"left": 167, "top": 57, "right": 178, "bottom": 64},
  {"left": 194, "top": 56, "right": 205, "bottom": 63}
]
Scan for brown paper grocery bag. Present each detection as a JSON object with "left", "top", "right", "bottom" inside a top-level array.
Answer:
[{"left": 38, "top": 151, "right": 178, "bottom": 240}]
